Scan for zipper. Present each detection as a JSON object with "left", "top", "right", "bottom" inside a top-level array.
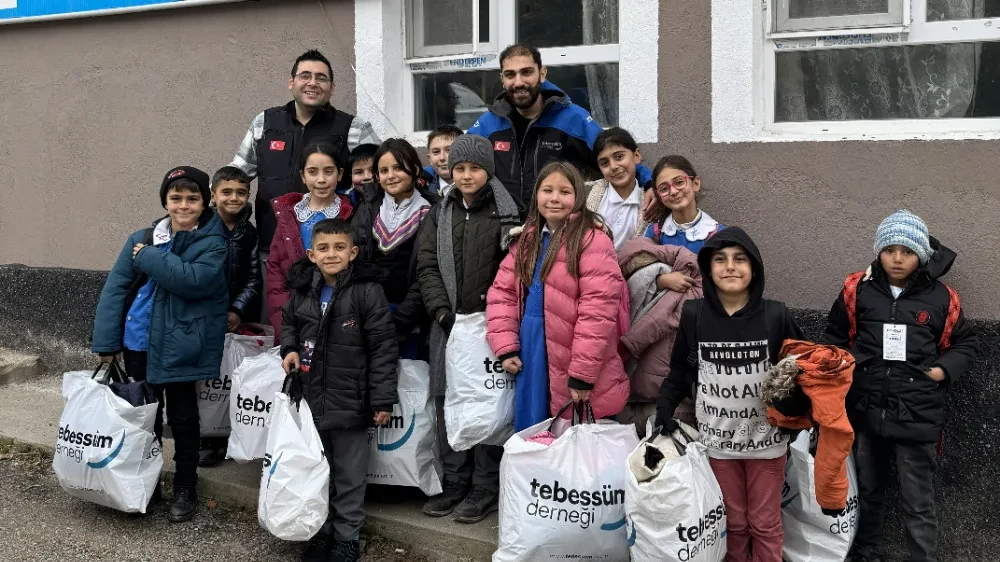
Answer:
[{"left": 879, "top": 299, "right": 898, "bottom": 432}]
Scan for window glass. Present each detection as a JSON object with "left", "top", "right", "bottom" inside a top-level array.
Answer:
[
  {"left": 926, "top": 0, "right": 1000, "bottom": 20},
  {"left": 516, "top": 0, "right": 618, "bottom": 48},
  {"left": 414, "top": 63, "right": 620, "bottom": 130},
  {"left": 788, "top": 0, "right": 889, "bottom": 18}
]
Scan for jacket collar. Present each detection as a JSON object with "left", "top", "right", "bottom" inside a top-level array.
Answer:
[
  {"left": 488, "top": 81, "right": 570, "bottom": 120},
  {"left": 282, "top": 100, "right": 338, "bottom": 126}
]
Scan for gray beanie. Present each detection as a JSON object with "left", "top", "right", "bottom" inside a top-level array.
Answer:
[
  {"left": 448, "top": 134, "right": 495, "bottom": 178},
  {"left": 874, "top": 210, "right": 932, "bottom": 264}
]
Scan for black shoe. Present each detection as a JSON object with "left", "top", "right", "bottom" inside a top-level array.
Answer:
[
  {"left": 145, "top": 481, "right": 163, "bottom": 513},
  {"left": 167, "top": 486, "right": 197, "bottom": 522},
  {"left": 301, "top": 534, "right": 331, "bottom": 562},
  {"left": 329, "top": 539, "right": 360, "bottom": 562},
  {"left": 422, "top": 481, "right": 469, "bottom": 517},
  {"left": 453, "top": 485, "right": 498, "bottom": 524},
  {"left": 848, "top": 553, "right": 883, "bottom": 562},
  {"left": 198, "top": 447, "right": 221, "bottom": 467}
]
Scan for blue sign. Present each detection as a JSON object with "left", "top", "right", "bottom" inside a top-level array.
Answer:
[{"left": 0, "top": 0, "right": 214, "bottom": 23}]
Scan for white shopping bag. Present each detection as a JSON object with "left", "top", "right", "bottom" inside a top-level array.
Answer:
[
  {"left": 52, "top": 371, "right": 163, "bottom": 513},
  {"left": 781, "top": 431, "right": 859, "bottom": 562},
  {"left": 258, "top": 392, "right": 330, "bottom": 541},
  {"left": 625, "top": 429, "right": 727, "bottom": 562},
  {"left": 199, "top": 330, "right": 274, "bottom": 437},
  {"left": 367, "top": 359, "right": 443, "bottom": 496},
  {"left": 493, "top": 408, "right": 638, "bottom": 562},
  {"left": 445, "top": 312, "right": 515, "bottom": 451},
  {"left": 227, "top": 349, "right": 285, "bottom": 462}
]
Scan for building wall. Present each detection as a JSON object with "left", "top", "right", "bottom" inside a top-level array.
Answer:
[
  {"left": 0, "top": 0, "right": 354, "bottom": 271},
  {"left": 652, "top": 1, "right": 1000, "bottom": 320}
]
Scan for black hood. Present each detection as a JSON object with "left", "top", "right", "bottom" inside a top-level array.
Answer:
[
  {"left": 697, "top": 227, "right": 766, "bottom": 317},
  {"left": 286, "top": 256, "right": 376, "bottom": 294}
]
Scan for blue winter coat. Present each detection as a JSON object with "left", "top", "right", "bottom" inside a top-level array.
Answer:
[{"left": 91, "top": 209, "right": 229, "bottom": 384}]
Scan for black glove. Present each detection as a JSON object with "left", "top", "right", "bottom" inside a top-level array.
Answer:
[
  {"left": 822, "top": 506, "right": 846, "bottom": 517},
  {"left": 771, "top": 385, "right": 812, "bottom": 417},
  {"left": 656, "top": 417, "right": 679, "bottom": 437},
  {"left": 437, "top": 310, "right": 456, "bottom": 333}
]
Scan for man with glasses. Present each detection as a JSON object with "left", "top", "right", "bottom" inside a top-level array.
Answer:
[{"left": 230, "top": 49, "right": 379, "bottom": 290}]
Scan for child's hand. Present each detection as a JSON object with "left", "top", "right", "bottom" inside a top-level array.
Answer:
[
  {"left": 656, "top": 272, "right": 695, "bottom": 292},
  {"left": 227, "top": 312, "right": 241, "bottom": 332},
  {"left": 373, "top": 411, "right": 392, "bottom": 426},
  {"left": 570, "top": 389, "right": 591, "bottom": 403},
  {"left": 926, "top": 367, "right": 946, "bottom": 382},
  {"left": 641, "top": 189, "right": 665, "bottom": 221},
  {"left": 282, "top": 352, "right": 300, "bottom": 374},
  {"left": 132, "top": 243, "right": 146, "bottom": 259},
  {"left": 502, "top": 357, "right": 522, "bottom": 375}
]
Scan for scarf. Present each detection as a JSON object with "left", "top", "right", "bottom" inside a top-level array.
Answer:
[{"left": 373, "top": 191, "right": 430, "bottom": 253}]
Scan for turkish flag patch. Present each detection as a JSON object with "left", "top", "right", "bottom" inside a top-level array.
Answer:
[
  {"left": 270, "top": 140, "right": 286, "bottom": 151},
  {"left": 494, "top": 141, "right": 510, "bottom": 152}
]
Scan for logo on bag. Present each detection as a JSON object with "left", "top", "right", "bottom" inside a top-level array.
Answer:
[
  {"left": 235, "top": 393, "right": 273, "bottom": 427},
  {"left": 376, "top": 413, "right": 414, "bottom": 452},
  {"left": 625, "top": 517, "right": 637, "bottom": 547},
  {"left": 263, "top": 452, "right": 283, "bottom": 488},
  {"left": 200, "top": 374, "right": 232, "bottom": 402},
  {"left": 828, "top": 494, "right": 860, "bottom": 535},
  {"left": 483, "top": 358, "right": 514, "bottom": 391},
  {"left": 526, "top": 478, "right": 625, "bottom": 530},
  {"left": 56, "top": 425, "right": 124, "bottom": 466},
  {"left": 674, "top": 501, "right": 726, "bottom": 560}
]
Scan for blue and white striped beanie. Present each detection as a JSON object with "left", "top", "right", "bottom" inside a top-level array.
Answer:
[{"left": 874, "top": 210, "right": 932, "bottom": 264}]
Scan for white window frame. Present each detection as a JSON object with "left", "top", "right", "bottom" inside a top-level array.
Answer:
[
  {"left": 712, "top": 0, "right": 1000, "bottom": 143},
  {"left": 408, "top": 0, "right": 498, "bottom": 58},
  {"left": 354, "top": 0, "right": 659, "bottom": 147},
  {"left": 774, "top": 0, "right": 905, "bottom": 33}
]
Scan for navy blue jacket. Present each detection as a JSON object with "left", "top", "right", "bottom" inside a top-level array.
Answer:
[
  {"left": 92, "top": 209, "right": 229, "bottom": 384},
  {"left": 467, "top": 81, "right": 652, "bottom": 208}
]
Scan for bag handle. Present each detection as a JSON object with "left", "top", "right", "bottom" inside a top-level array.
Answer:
[
  {"left": 574, "top": 401, "right": 597, "bottom": 425},
  {"left": 92, "top": 359, "right": 129, "bottom": 385},
  {"left": 282, "top": 368, "right": 304, "bottom": 409}
]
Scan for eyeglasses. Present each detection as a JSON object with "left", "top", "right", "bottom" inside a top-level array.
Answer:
[
  {"left": 294, "top": 71, "right": 331, "bottom": 85},
  {"left": 655, "top": 175, "right": 695, "bottom": 195}
]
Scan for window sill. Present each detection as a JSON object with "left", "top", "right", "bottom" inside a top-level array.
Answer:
[{"left": 756, "top": 120, "right": 1000, "bottom": 143}]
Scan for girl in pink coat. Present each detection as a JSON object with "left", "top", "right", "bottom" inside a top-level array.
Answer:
[{"left": 487, "top": 161, "right": 629, "bottom": 429}]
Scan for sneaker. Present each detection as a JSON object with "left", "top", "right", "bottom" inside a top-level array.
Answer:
[
  {"left": 167, "top": 486, "right": 197, "bottom": 522},
  {"left": 300, "top": 535, "right": 331, "bottom": 562},
  {"left": 329, "top": 539, "right": 360, "bottom": 562},
  {"left": 422, "top": 481, "right": 469, "bottom": 517},
  {"left": 453, "top": 485, "right": 498, "bottom": 524},
  {"left": 198, "top": 447, "right": 221, "bottom": 467}
]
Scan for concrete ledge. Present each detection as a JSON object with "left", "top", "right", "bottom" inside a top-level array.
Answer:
[
  {"left": 0, "top": 349, "right": 42, "bottom": 385},
  {"left": 0, "top": 375, "right": 497, "bottom": 562}
]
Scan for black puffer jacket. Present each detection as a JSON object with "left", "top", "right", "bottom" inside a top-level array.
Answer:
[
  {"left": 823, "top": 238, "right": 979, "bottom": 443},
  {"left": 417, "top": 183, "right": 508, "bottom": 320},
  {"left": 279, "top": 259, "right": 399, "bottom": 430},
  {"left": 221, "top": 205, "right": 261, "bottom": 320},
  {"left": 351, "top": 177, "right": 440, "bottom": 335}
]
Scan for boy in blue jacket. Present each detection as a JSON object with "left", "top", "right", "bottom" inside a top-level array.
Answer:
[{"left": 91, "top": 166, "right": 229, "bottom": 522}]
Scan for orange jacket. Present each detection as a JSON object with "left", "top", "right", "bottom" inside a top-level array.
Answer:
[{"left": 768, "top": 339, "right": 855, "bottom": 511}]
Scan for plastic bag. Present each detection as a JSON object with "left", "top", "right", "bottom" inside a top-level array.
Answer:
[
  {"left": 781, "top": 430, "right": 859, "bottom": 562},
  {"left": 445, "top": 312, "right": 515, "bottom": 451},
  {"left": 258, "top": 391, "right": 330, "bottom": 541},
  {"left": 493, "top": 403, "right": 638, "bottom": 562},
  {"left": 625, "top": 425, "right": 727, "bottom": 562},
  {"left": 227, "top": 349, "right": 284, "bottom": 462},
  {"left": 52, "top": 369, "right": 162, "bottom": 513},
  {"left": 367, "top": 359, "right": 443, "bottom": 496},
  {"left": 199, "top": 329, "right": 274, "bottom": 437}
]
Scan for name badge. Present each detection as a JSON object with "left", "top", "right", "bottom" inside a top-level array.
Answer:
[{"left": 883, "top": 324, "right": 907, "bottom": 361}]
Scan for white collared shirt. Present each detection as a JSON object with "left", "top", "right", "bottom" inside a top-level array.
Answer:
[{"left": 597, "top": 180, "right": 642, "bottom": 251}]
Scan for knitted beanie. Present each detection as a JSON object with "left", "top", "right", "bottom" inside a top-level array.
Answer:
[
  {"left": 874, "top": 210, "right": 932, "bottom": 264},
  {"left": 448, "top": 134, "right": 496, "bottom": 178},
  {"left": 160, "top": 166, "right": 211, "bottom": 209}
]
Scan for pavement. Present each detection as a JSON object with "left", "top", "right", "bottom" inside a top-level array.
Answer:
[
  {"left": 0, "top": 440, "right": 426, "bottom": 561},
  {"left": 0, "top": 374, "right": 498, "bottom": 562}
]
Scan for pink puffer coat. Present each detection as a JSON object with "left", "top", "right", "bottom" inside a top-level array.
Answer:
[{"left": 486, "top": 226, "right": 629, "bottom": 420}]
